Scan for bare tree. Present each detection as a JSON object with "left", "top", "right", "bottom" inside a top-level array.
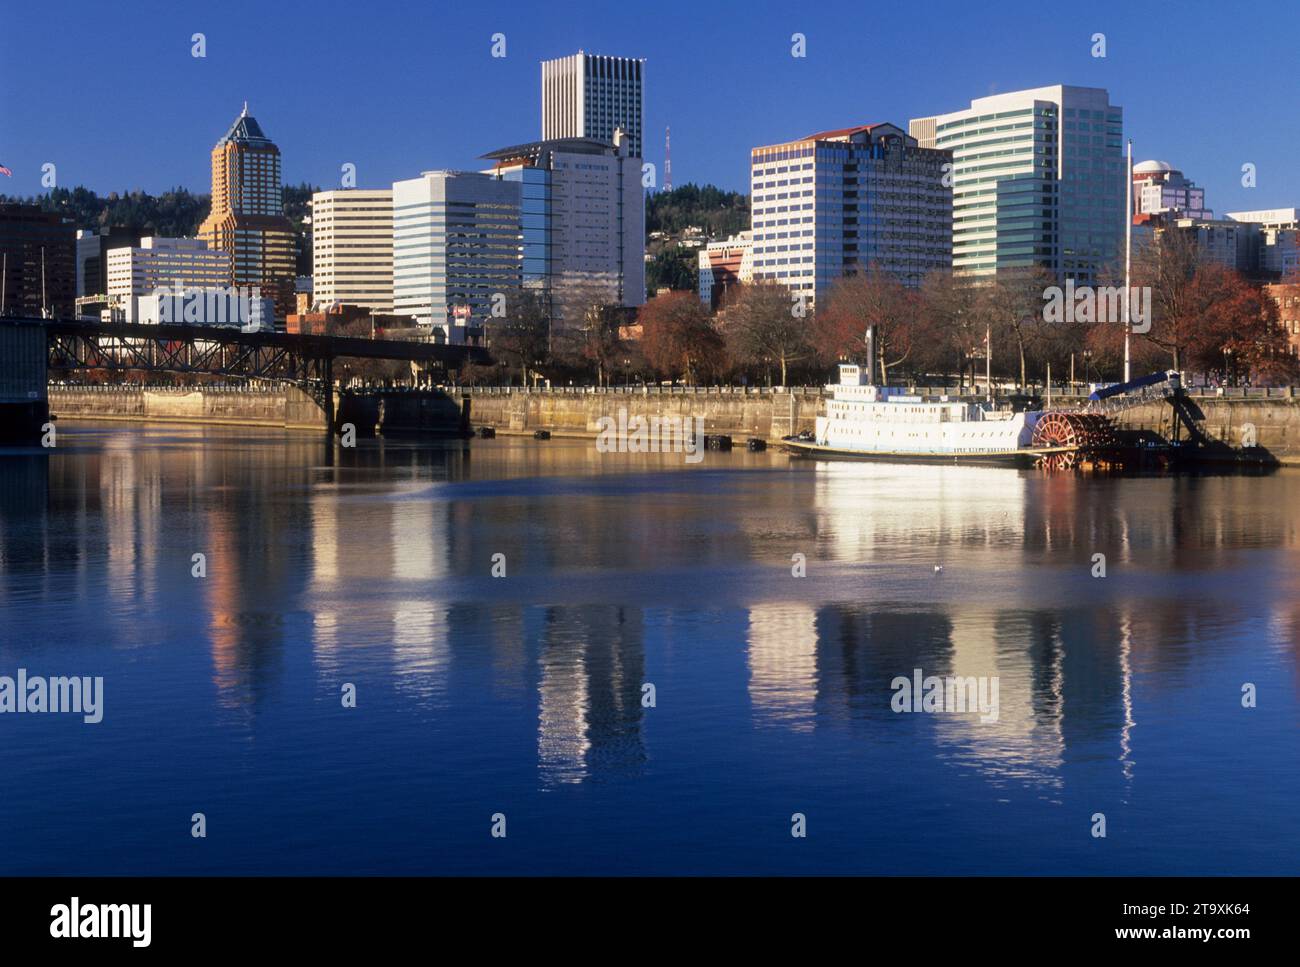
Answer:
[
  {"left": 1135, "top": 227, "right": 1202, "bottom": 371},
  {"left": 490, "top": 288, "right": 551, "bottom": 387},
  {"left": 814, "top": 265, "right": 921, "bottom": 384},
  {"left": 723, "top": 280, "right": 812, "bottom": 386},
  {"left": 983, "top": 266, "right": 1055, "bottom": 390}
]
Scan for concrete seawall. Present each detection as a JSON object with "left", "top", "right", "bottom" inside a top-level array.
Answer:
[
  {"left": 49, "top": 386, "right": 328, "bottom": 431},
  {"left": 1113, "top": 396, "right": 1300, "bottom": 464},
  {"left": 462, "top": 386, "right": 1300, "bottom": 465},
  {"left": 41, "top": 384, "right": 1300, "bottom": 465},
  {"left": 463, "top": 387, "right": 824, "bottom": 441}
]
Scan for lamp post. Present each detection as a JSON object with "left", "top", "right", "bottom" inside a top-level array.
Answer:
[{"left": 985, "top": 321, "right": 992, "bottom": 403}]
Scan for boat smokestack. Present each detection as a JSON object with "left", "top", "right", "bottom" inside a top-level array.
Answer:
[{"left": 865, "top": 325, "right": 877, "bottom": 386}]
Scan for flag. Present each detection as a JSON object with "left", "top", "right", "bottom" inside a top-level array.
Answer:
[{"left": 0, "top": 164, "right": 12, "bottom": 177}]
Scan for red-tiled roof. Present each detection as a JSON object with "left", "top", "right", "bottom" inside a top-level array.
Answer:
[{"left": 799, "top": 123, "right": 887, "bottom": 141}]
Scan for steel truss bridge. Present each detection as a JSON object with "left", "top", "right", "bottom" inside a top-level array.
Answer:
[{"left": 35, "top": 319, "right": 489, "bottom": 422}]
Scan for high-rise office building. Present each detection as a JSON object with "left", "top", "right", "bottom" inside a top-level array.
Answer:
[
  {"left": 542, "top": 52, "right": 644, "bottom": 160},
  {"left": 197, "top": 105, "right": 297, "bottom": 319},
  {"left": 311, "top": 189, "right": 394, "bottom": 312},
  {"left": 911, "top": 85, "right": 1124, "bottom": 283},
  {"left": 482, "top": 131, "right": 645, "bottom": 324},
  {"left": 391, "top": 171, "right": 521, "bottom": 345},
  {"left": 1132, "top": 161, "right": 1211, "bottom": 221},
  {"left": 748, "top": 122, "right": 952, "bottom": 302},
  {"left": 0, "top": 203, "right": 76, "bottom": 318}
]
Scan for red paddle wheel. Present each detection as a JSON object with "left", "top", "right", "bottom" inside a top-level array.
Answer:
[{"left": 1032, "top": 412, "right": 1116, "bottom": 470}]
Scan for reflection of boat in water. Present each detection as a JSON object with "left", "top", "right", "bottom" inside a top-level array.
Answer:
[{"left": 782, "top": 363, "right": 1104, "bottom": 468}]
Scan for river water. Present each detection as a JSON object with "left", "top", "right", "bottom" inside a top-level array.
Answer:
[{"left": 0, "top": 423, "right": 1297, "bottom": 874}]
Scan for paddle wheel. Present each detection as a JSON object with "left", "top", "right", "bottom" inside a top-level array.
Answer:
[{"left": 1032, "top": 411, "right": 1117, "bottom": 470}]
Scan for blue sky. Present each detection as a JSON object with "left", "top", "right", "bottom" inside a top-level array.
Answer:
[{"left": 2, "top": 0, "right": 1297, "bottom": 214}]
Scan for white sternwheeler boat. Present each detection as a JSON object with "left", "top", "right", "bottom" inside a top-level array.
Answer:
[{"left": 782, "top": 363, "right": 1108, "bottom": 468}]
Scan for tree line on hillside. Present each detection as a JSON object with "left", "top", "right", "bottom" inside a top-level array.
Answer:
[
  {"left": 1, "top": 183, "right": 319, "bottom": 274},
  {"left": 646, "top": 183, "right": 749, "bottom": 238}
]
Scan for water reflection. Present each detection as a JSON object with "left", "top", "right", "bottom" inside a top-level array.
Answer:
[
  {"left": 537, "top": 604, "right": 647, "bottom": 786},
  {"left": 747, "top": 602, "right": 818, "bottom": 732},
  {"left": 2, "top": 427, "right": 1297, "bottom": 819}
]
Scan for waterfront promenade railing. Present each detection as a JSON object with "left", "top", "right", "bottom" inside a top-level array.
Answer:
[{"left": 47, "top": 381, "right": 1300, "bottom": 401}]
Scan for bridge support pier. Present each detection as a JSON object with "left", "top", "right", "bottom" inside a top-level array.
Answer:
[{"left": 0, "top": 322, "right": 50, "bottom": 447}]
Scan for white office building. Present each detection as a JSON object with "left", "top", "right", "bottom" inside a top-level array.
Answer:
[
  {"left": 311, "top": 189, "right": 394, "bottom": 311},
  {"left": 749, "top": 122, "right": 952, "bottom": 302},
  {"left": 1225, "top": 208, "right": 1300, "bottom": 231},
  {"left": 482, "top": 131, "right": 645, "bottom": 325},
  {"left": 105, "top": 237, "right": 231, "bottom": 298},
  {"left": 542, "top": 52, "right": 644, "bottom": 160},
  {"left": 392, "top": 171, "right": 521, "bottom": 345},
  {"left": 911, "top": 85, "right": 1124, "bottom": 283}
]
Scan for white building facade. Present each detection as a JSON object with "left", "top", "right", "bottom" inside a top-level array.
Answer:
[
  {"left": 483, "top": 133, "right": 645, "bottom": 324},
  {"left": 392, "top": 171, "right": 521, "bottom": 345},
  {"left": 105, "top": 237, "right": 231, "bottom": 298},
  {"left": 311, "top": 189, "right": 394, "bottom": 311},
  {"left": 911, "top": 85, "right": 1124, "bottom": 283},
  {"left": 542, "top": 52, "right": 644, "bottom": 160},
  {"left": 749, "top": 123, "right": 952, "bottom": 303}
]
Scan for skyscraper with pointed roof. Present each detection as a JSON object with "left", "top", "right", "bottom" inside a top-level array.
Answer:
[{"left": 197, "top": 105, "right": 296, "bottom": 320}]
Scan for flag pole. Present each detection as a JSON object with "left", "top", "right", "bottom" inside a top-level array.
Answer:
[{"left": 1124, "top": 139, "right": 1133, "bottom": 383}]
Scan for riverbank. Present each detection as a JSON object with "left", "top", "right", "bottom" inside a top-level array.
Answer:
[
  {"left": 462, "top": 385, "right": 1300, "bottom": 465},
  {"left": 43, "top": 384, "right": 1300, "bottom": 464},
  {"left": 48, "top": 385, "right": 327, "bottom": 431}
]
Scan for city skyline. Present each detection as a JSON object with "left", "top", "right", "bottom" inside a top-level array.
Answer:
[{"left": 2, "top": 0, "right": 1298, "bottom": 214}]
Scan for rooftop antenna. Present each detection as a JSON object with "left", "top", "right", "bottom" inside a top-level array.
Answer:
[{"left": 664, "top": 126, "right": 672, "bottom": 193}]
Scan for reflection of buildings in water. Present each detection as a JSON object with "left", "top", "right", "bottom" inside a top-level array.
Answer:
[
  {"left": 388, "top": 498, "right": 451, "bottom": 700},
  {"left": 200, "top": 442, "right": 316, "bottom": 711},
  {"left": 812, "top": 606, "right": 956, "bottom": 725},
  {"left": 538, "top": 625, "right": 590, "bottom": 786},
  {"left": 101, "top": 441, "right": 139, "bottom": 600},
  {"left": 391, "top": 602, "right": 450, "bottom": 701},
  {"left": 746, "top": 602, "right": 818, "bottom": 732},
  {"left": 811, "top": 462, "right": 1028, "bottom": 562},
  {"left": 536, "top": 605, "right": 646, "bottom": 786},
  {"left": 927, "top": 609, "right": 1066, "bottom": 790},
  {"left": 804, "top": 601, "right": 1141, "bottom": 793},
  {"left": 306, "top": 485, "right": 454, "bottom": 702},
  {"left": 0, "top": 455, "right": 50, "bottom": 609},
  {"left": 204, "top": 507, "right": 288, "bottom": 711}
]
